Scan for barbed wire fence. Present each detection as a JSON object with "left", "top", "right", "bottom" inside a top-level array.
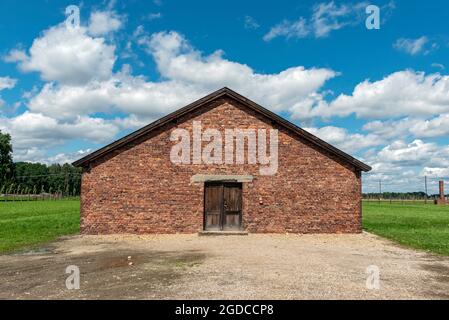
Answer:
[
  {"left": 362, "top": 176, "right": 449, "bottom": 205},
  {"left": 2, "top": 172, "right": 448, "bottom": 205},
  {"left": 0, "top": 172, "right": 82, "bottom": 202}
]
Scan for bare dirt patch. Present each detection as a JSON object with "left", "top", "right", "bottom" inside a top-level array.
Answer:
[{"left": 1, "top": 233, "right": 448, "bottom": 299}]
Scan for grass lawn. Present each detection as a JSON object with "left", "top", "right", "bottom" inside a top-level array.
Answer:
[
  {"left": 1, "top": 199, "right": 448, "bottom": 256},
  {"left": 363, "top": 201, "right": 449, "bottom": 256},
  {"left": 0, "top": 200, "right": 79, "bottom": 254}
]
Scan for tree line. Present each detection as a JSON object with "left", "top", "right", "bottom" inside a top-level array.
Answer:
[
  {"left": 363, "top": 191, "right": 443, "bottom": 199},
  {"left": 0, "top": 130, "right": 81, "bottom": 196}
]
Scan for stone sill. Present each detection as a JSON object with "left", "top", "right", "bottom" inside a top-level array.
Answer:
[{"left": 198, "top": 231, "right": 249, "bottom": 236}]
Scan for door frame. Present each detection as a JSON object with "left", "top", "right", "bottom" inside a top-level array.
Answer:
[{"left": 203, "top": 181, "right": 243, "bottom": 231}]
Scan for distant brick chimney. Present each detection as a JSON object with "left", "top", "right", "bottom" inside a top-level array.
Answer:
[{"left": 436, "top": 181, "right": 447, "bottom": 205}]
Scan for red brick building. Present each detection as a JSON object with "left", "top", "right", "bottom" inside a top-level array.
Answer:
[{"left": 74, "top": 88, "right": 371, "bottom": 234}]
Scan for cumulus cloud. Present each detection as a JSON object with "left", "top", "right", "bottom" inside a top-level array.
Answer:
[
  {"left": 376, "top": 140, "right": 441, "bottom": 166},
  {"left": 4, "top": 26, "right": 339, "bottom": 163},
  {"left": 143, "top": 31, "right": 337, "bottom": 113},
  {"left": 393, "top": 36, "right": 437, "bottom": 56},
  {"left": 421, "top": 167, "right": 449, "bottom": 178},
  {"left": 27, "top": 72, "right": 204, "bottom": 121},
  {"left": 362, "top": 118, "right": 415, "bottom": 140},
  {"left": 88, "top": 10, "right": 124, "bottom": 36},
  {"left": 3, "top": 5, "right": 447, "bottom": 189},
  {"left": 25, "top": 30, "right": 337, "bottom": 122},
  {"left": 367, "top": 140, "right": 449, "bottom": 172},
  {"left": 13, "top": 147, "right": 92, "bottom": 164},
  {"left": 5, "top": 23, "right": 116, "bottom": 85},
  {"left": 364, "top": 113, "right": 449, "bottom": 140},
  {"left": 292, "top": 70, "right": 449, "bottom": 121},
  {"left": 45, "top": 149, "right": 93, "bottom": 165},
  {"left": 409, "top": 114, "right": 449, "bottom": 138},
  {"left": 0, "top": 112, "right": 120, "bottom": 149},
  {"left": 362, "top": 140, "right": 449, "bottom": 192},
  {"left": 304, "top": 126, "right": 382, "bottom": 153}
]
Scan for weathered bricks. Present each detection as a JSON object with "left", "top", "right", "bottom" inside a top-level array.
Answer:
[{"left": 80, "top": 97, "right": 362, "bottom": 234}]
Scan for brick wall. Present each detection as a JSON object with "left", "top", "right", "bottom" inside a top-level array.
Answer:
[{"left": 80, "top": 97, "right": 362, "bottom": 234}]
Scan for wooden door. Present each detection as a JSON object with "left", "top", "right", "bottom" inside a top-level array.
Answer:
[
  {"left": 204, "top": 183, "right": 222, "bottom": 230},
  {"left": 223, "top": 183, "right": 242, "bottom": 231},
  {"left": 204, "top": 182, "right": 242, "bottom": 231}
]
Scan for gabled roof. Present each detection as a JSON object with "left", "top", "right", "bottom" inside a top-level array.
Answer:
[{"left": 73, "top": 87, "right": 371, "bottom": 172}]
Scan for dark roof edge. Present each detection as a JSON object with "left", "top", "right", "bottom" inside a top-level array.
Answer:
[{"left": 73, "top": 87, "right": 372, "bottom": 172}]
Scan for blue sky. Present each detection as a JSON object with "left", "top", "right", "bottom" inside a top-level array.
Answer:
[{"left": 1, "top": 0, "right": 449, "bottom": 193}]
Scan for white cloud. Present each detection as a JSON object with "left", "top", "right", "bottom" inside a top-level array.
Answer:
[
  {"left": 311, "top": 1, "right": 364, "bottom": 38},
  {"left": 0, "top": 77, "right": 17, "bottom": 110},
  {"left": 376, "top": 140, "right": 441, "bottom": 166},
  {"left": 3, "top": 49, "right": 28, "bottom": 64},
  {"left": 45, "top": 149, "right": 93, "bottom": 165},
  {"left": 363, "top": 113, "right": 449, "bottom": 140},
  {"left": 293, "top": 70, "right": 449, "bottom": 121},
  {"left": 146, "top": 12, "right": 162, "bottom": 21},
  {"left": 421, "top": 167, "right": 449, "bottom": 178},
  {"left": 244, "top": 15, "right": 260, "bottom": 30},
  {"left": 26, "top": 30, "right": 337, "bottom": 122},
  {"left": 4, "top": 7, "right": 446, "bottom": 193},
  {"left": 0, "top": 112, "right": 120, "bottom": 149},
  {"left": 393, "top": 36, "right": 436, "bottom": 56},
  {"left": 362, "top": 118, "right": 414, "bottom": 140},
  {"left": 12, "top": 147, "right": 46, "bottom": 163},
  {"left": 263, "top": 18, "right": 309, "bottom": 41},
  {"left": 113, "top": 114, "right": 154, "bottom": 130},
  {"left": 409, "top": 114, "right": 449, "bottom": 137},
  {"left": 431, "top": 63, "right": 445, "bottom": 70},
  {"left": 0, "top": 76, "right": 17, "bottom": 91},
  {"left": 13, "top": 147, "right": 92, "bottom": 164},
  {"left": 88, "top": 10, "right": 123, "bottom": 36},
  {"left": 362, "top": 140, "right": 449, "bottom": 192},
  {"left": 366, "top": 140, "right": 449, "bottom": 172},
  {"left": 264, "top": 1, "right": 369, "bottom": 41},
  {"left": 5, "top": 28, "right": 339, "bottom": 163},
  {"left": 304, "top": 126, "right": 382, "bottom": 153},
  {"left": 5, "top": 23, "right": 116, "bottom": 85},
  {"left": 144, "top": 31, "right": 337, "bottom": 113},
  {"left": 27, "top": 72, "right": 205, "bottom": 121}
]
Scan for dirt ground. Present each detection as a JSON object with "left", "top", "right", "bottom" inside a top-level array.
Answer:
[{"left": 1, "top": 233, "right": 449, "bottom": 300}]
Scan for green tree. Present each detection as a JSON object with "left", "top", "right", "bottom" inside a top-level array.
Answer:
[
  {"left": 15, "top": 162, "right": 48, "bottom": 191},
  {"left": 0, "top": 130, "right": 14, "bottom": 187}
]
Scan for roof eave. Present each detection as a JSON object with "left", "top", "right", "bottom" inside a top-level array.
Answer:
[{"left": 73, "top": 87, "right": 372, "bottom": 172}]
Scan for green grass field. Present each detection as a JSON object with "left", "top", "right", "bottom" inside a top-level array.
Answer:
[
  {"left": 363, "top": 201, "right": 449, "bottom": 256},
  {"left": 0, "top": 200, "right": 448, "bottom": 256},
  {"left": 0, "top": 200, "right": 79, "bottom": 253}
]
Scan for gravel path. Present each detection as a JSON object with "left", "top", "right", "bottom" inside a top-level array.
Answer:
[{"left": 1, "top": 233, "right": 448, "bottom": 299}]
